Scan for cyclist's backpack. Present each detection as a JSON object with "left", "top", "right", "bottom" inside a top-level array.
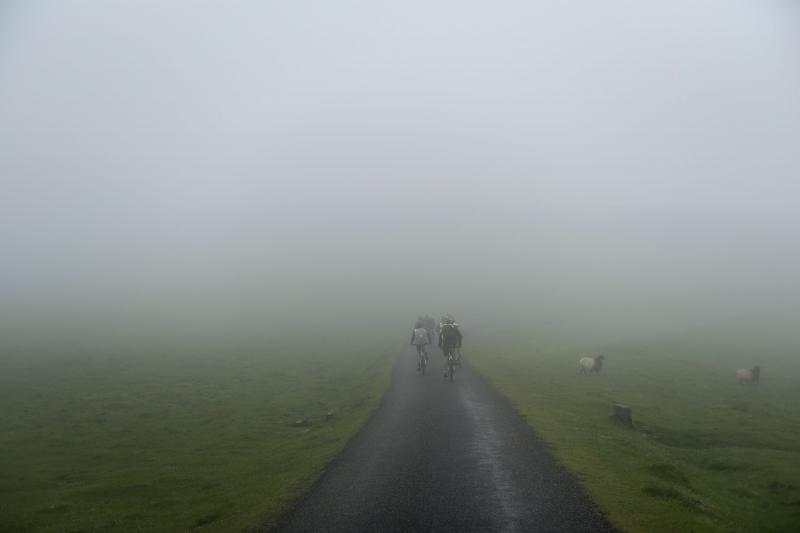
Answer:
[{"left": 441, "top": 324, "right": 459, "bottom": 345}]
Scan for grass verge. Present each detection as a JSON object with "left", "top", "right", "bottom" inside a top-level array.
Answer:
[
  {"left": 469, "top": 329, "right": 800, "bottom": 533},
  {"left": 0, "top": 331, "right": 396, "bottom": 532}
]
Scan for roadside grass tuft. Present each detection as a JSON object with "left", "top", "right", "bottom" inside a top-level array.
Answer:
[
  {"left": 641, "top": 485, "right": 710, "bottom": 515},
  {"left": 647, "top": 464, "right": 691, "bottom": 488},
  {"left": 704, "top": 459, "right": 750, "bottom": 472},
  {"left": 649, "top": 428, "right": 733, "bottom": 449},
  {"left": 768, "top": 481, "right": 798, "bottom": 494},
  {"left": 193, "top": 511, "right": 222, "bottom": 528},
  {"left": 642, "top": 483, "right": 683, "bottom": 500}
]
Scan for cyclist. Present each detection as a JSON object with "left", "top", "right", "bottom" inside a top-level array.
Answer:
[
  {"left": 438, "top": 316, "right": 463, "bottom": 378},
  {"left": 438, "top": 315, "right": 448, "bottom": 335},
  {"left": 410, "top": 320, "right": 432, "bottom": 372}
]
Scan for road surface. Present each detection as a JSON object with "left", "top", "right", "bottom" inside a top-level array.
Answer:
[{"left": 275, "top": 346, "right": 616, "bottom": 532}]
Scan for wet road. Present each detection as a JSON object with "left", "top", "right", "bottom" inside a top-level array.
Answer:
[{"left": 275, "top": 346, "right": 616, "bottom": 533}]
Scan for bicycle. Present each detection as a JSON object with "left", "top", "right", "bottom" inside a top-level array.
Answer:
[
  {"left": 416, "top": 345, "right": 429, "bottom": 375},
  {"left": 442, "top": 346, "right": 457, "bottom": 381},
  {"left": 446, "top": 353, "right": 455, "bottom": 381}
]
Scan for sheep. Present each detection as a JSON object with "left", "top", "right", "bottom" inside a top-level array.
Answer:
[
  {"left": 578, "top": 354, "right": 605, "bottom": 374},
  {"left": 736, "top": 365, "right": 760, "bottom": 384}
]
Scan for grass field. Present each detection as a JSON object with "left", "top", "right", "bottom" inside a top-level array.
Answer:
[
  {"left": 0, "top": 330, "right": 397, "bottom": 532},
  {"left": 469, "top": 326, "right": 800, "bottom": 532},
  {"left": 5, "top": 322, "right": 798, "bottom": 533}
]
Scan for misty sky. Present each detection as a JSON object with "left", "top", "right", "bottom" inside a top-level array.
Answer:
[{"left": 1, "top": 1, "right": 799, "bottom": 333}]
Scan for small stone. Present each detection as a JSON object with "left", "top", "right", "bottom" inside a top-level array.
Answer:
[
  {"left": 325, "top": 410, "right": 335, "bottom": 421},
  {"left": 612, "top": 403, "right": 633, "bottom": 427}
]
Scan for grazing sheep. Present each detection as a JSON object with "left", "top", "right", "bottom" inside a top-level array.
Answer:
[
  {"left": 578, "top": 354, "right": 605, "bottom": 374},
  {"left": 736, "top": 365, "right": 760, "bottom": 384}
]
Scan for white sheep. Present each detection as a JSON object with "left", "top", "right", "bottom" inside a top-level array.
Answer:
[
  {"left": 578, "top": 354, "right": 605, "bottom": 374},
  {"left": 736, "top": 365, "right": 760, "bottom": 384}
]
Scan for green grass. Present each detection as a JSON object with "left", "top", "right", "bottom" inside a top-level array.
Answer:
[
  {"left": 0, "top": 331, "right": 397, "bottom": 532},
  {"left": 469, "top": 329, "right": 800, "bottom": 533}
]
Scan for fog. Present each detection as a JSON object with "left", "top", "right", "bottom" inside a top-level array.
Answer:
[{"left": 2, "top": 1, "right": 799, "bottom": 342}]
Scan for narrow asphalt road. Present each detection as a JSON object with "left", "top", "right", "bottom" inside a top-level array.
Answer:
[{"left": 275, "top": 345, "right": 616, "bottom": 533}]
